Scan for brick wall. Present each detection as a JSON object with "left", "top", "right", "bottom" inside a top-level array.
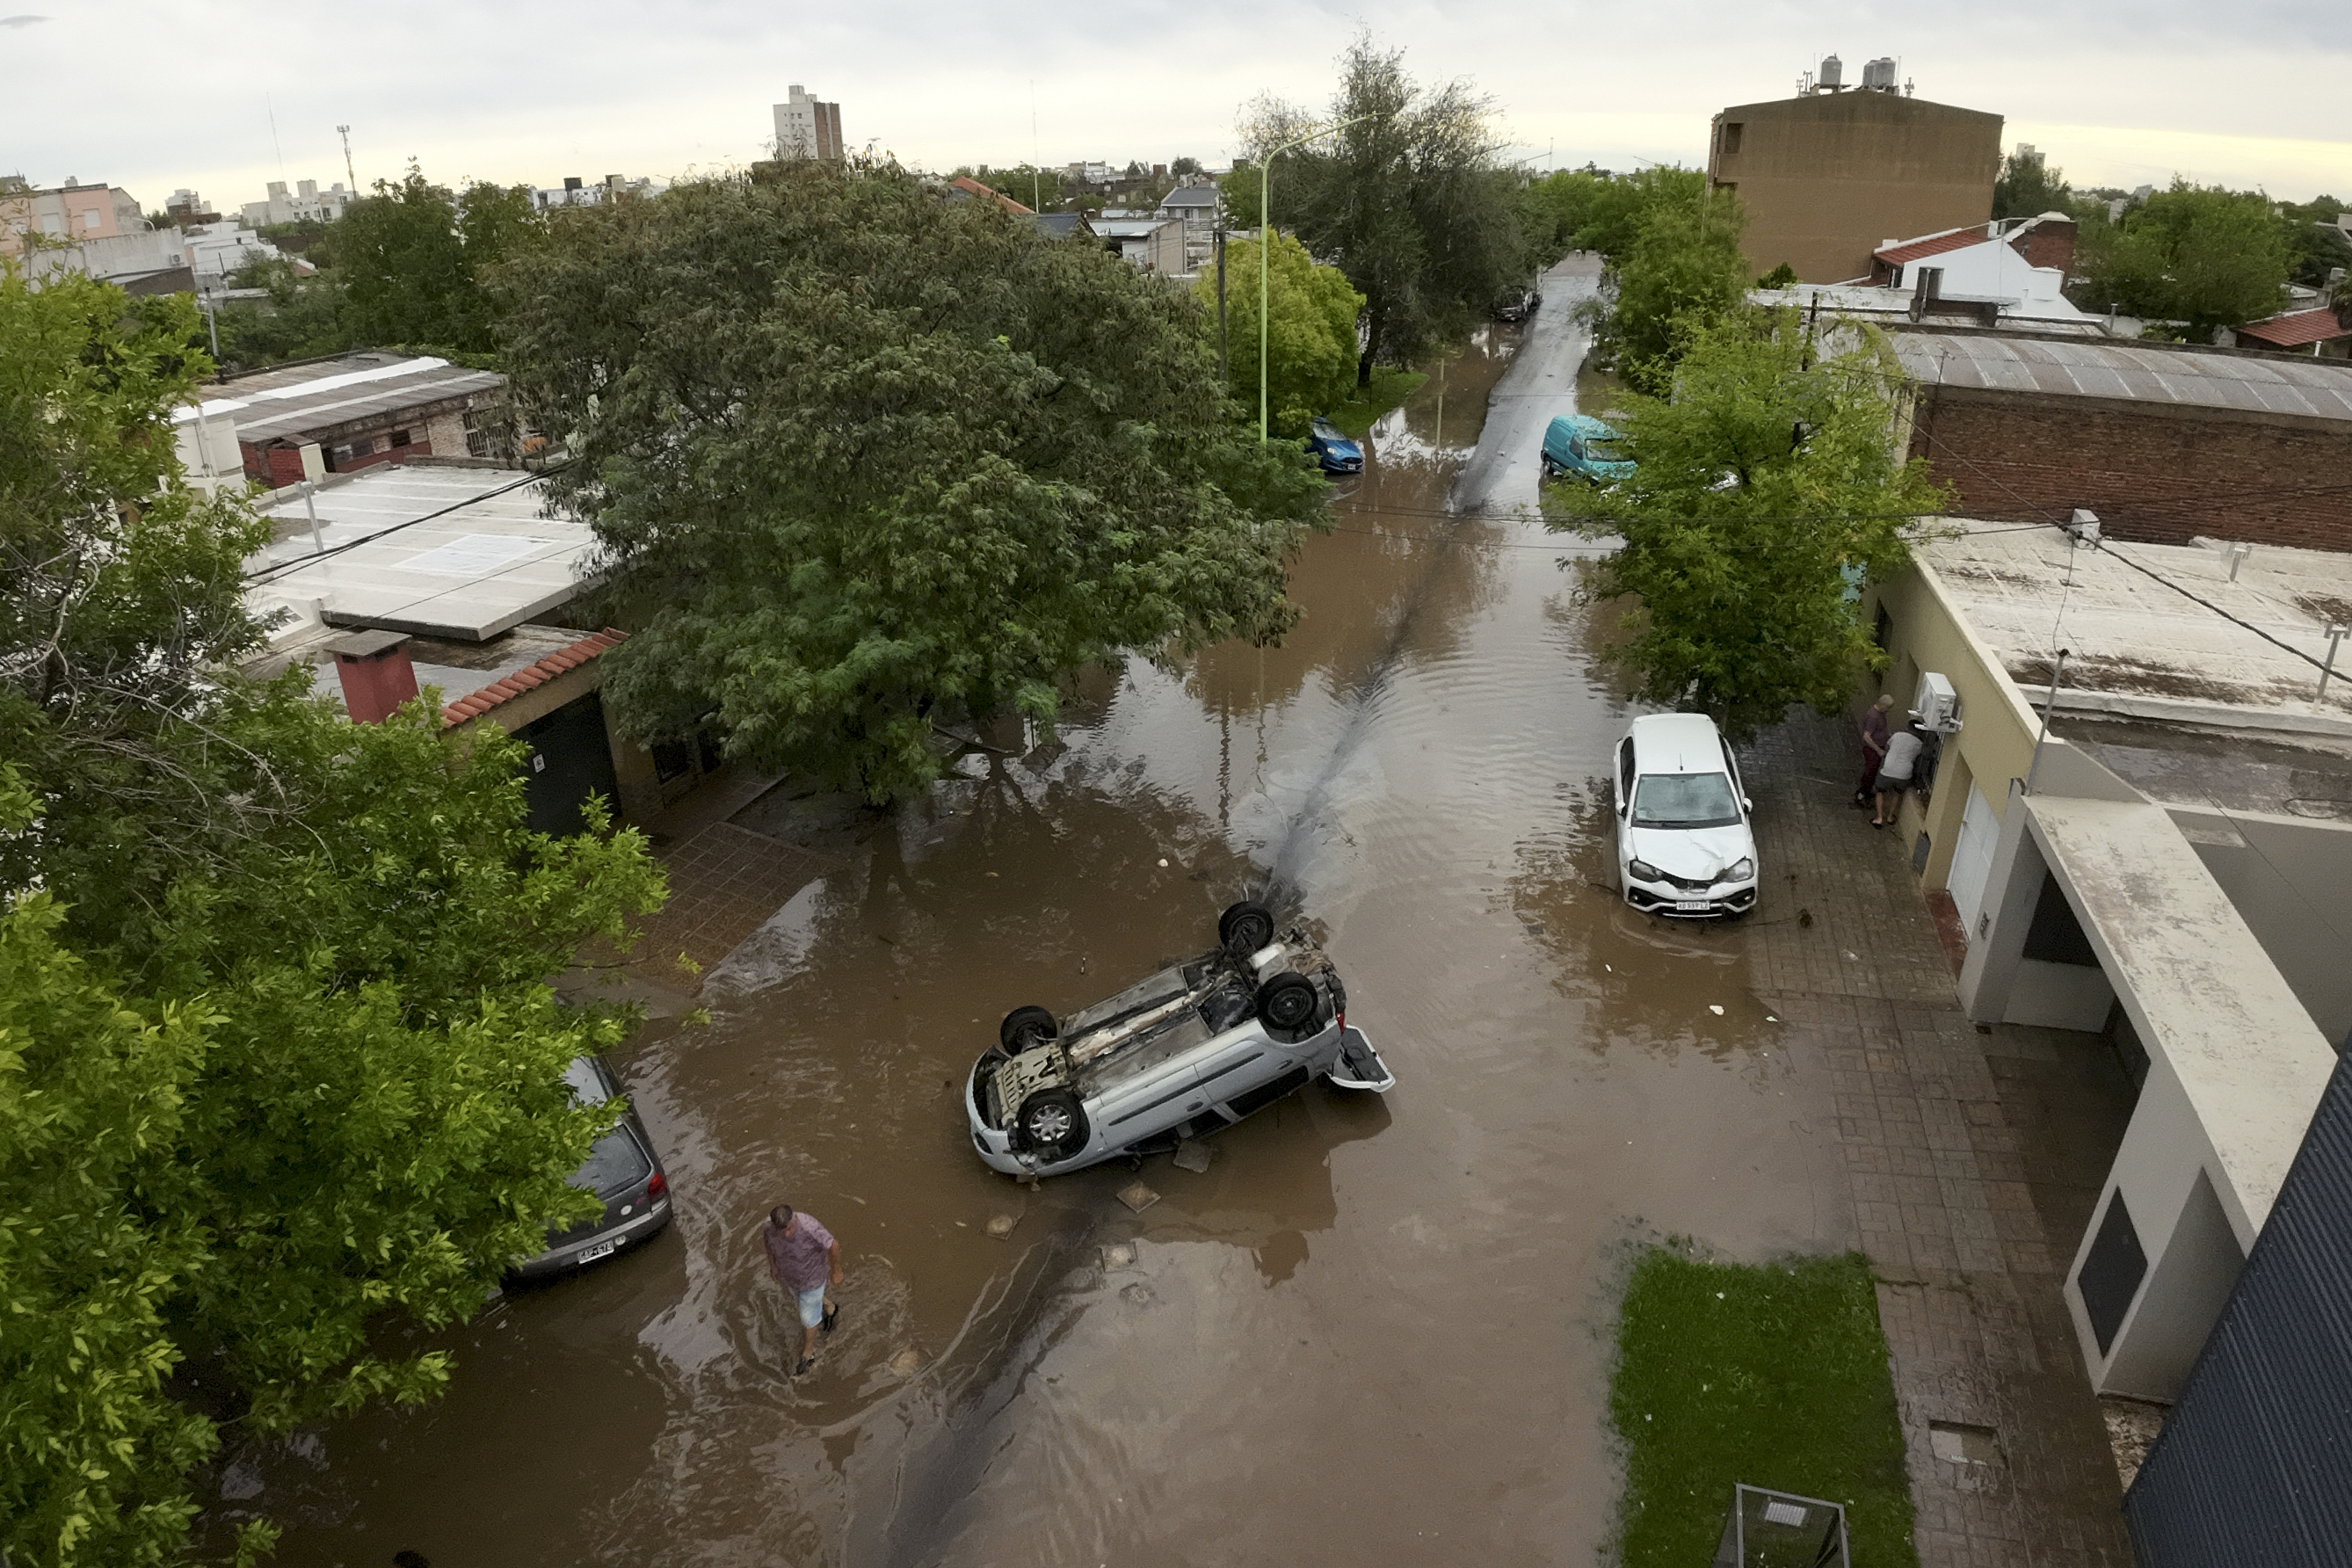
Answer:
[
  {"left": 1910, "top": 388, "right": 2352, "bottom": 549},
  {"left": 2008, "top": 217, "right": 2076, "bottom": 279}
]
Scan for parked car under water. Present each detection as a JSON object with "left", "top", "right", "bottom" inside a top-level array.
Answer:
[
  {"left": 1611, "top": 713, "right": 1760, "bottom": 919},
  {"left": 1304, "top": 416, "right": 1364, "bottom": 475},
  {"left": 965, "top": 903, "right": 1395, "bottom": 1177},
  {"left": 510, "top": 1055, "right": 672, "bottom": 1281}
]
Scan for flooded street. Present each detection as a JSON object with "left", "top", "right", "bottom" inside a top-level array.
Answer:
[{"left": 211, "top": 253, "right": 1854, "bottom": 1565}]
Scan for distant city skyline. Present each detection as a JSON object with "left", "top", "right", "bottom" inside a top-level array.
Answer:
[{"left": 4, "top": 1, "right": 2343, "bottom": 208}]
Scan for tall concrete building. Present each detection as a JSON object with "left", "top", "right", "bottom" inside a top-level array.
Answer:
[
  {"left": 773, "top": 84, "right": 844, "bottom": 161},
  {"left": 1707, "top": 58, "right": 2001, "bottom": 284}
]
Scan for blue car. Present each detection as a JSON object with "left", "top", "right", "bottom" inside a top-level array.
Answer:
[
  {"left": 1541, "top": 415, "right": 1635, "bottom": 484},
  {"left": 1304, "top": 416, "right": 1363, "bottom": 475}
]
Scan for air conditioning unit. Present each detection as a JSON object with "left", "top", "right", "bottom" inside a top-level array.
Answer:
[{"left": 1912, "top": 671, "right": 1963, "bottom": 733}]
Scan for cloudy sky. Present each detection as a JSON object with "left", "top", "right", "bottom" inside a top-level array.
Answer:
[{"left": 3, "top": 0, "right": 2345, "bottom": 208}]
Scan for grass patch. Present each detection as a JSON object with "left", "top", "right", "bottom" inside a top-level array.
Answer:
[
  {"left": 1611, "top": 1248, "right": 1916, "bottom": 1568},
  {"left": 1324, "top": 367, "right": 1428, "bottom": 439}
]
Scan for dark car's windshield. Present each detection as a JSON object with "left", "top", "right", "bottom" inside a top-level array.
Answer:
[
  {"left": 573, "top": 1123, "right": 653, "bottom": 1196},
  {"left": 1632, "top": 770, "right": 1742, "bottom": 828}
]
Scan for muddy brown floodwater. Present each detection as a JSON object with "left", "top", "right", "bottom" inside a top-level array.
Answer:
[{"left": 200, "top": 255, "right": 1851, "bottom": 1566}]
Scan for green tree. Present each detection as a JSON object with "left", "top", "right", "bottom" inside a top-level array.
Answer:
[
  {"left": 1993, "top": 148, "right": 2071, "bottom": 221},
  {"left": 1, "top": 269, "right": 664, "bottom": 1566},
  {"left": 1519, "top": 164, "right": 1708, "bottom": 265},
  {"left": 335, "top": 164, "right": 545, "bottom": 359},
  {"left": 1195, "top": 231, "right": 1365, "bottom": 433},
  {"left": 961, "top": 163, "right": 1068, "bottom": 212},
  {"left": 212, "top": 254, "right": 355, "bottom": 371},
  {"left": 497, "top": 164, "right": 1328, "bottom": 802},
  {"left": 2077, "top": 179, "right": 2292, "bottom": 338},
  {"left": 2277, "top": 194, "right": 2352, "bottom": 288},
  {"left": 1245, "top": 33, "right": 1525, "bottom": 382},
  {"left": 1546, "top": 309, "right": 1951, "bottom": 738},
  {"left": 1599, "top": 187, "right": 1751, "bottom": 393}
]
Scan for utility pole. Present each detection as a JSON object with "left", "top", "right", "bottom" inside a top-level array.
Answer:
[
  {"left": 338, "top": 125, "right": 356, "bottom": 192},
  {"left": 1215, "top": 225, "right": 1228, "bottom": 384}
]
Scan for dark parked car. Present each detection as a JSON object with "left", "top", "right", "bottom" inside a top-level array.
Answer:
[
  {"left": 1303, "top": 415, "right": 1364, "bottom": 475},
  {"left": 1493, "top": 286, "right": 1543, "bottom": 322},
  {"left": 511, "top": 1055, "right": 672, "bottom": 1281}
]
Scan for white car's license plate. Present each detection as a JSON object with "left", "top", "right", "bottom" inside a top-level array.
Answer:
[
  {"left": 577, "top": 1239, "right": 618, "bottom": 1265},
  {"left": 1673, "top": 900, "right": 1712, "bottom": 911}
]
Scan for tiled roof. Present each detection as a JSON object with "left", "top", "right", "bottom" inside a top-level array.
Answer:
[
  {"left": 1875, "top": 227, "right": 1987, "bottom": 265},
  {"left": 440, "top": 628, "right": 625, "bottom": 726},
  {"left": 2236, "top": 308, "right": 2352, "bottom": 349}
]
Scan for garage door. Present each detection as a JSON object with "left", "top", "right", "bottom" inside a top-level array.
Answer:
[{"left": 1948, "top": 781, "right": 2000, "bottom": 938}]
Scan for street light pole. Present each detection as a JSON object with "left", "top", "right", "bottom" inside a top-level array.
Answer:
[{"left": 1259, "top": 114, "right": 1372, "bottom": 443}]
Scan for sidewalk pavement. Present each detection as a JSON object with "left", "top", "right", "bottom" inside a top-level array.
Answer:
[{"left": 1739, "top": 713, "right": 2137, "bottom": 1568}]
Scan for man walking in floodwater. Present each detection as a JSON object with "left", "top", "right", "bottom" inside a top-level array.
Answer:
[
  {"left": 1855, "top": 693, "right": 1894, "bottom": 807},
  {"left": 765, "top": 1204, "right": 843, "bottom": 1376}
]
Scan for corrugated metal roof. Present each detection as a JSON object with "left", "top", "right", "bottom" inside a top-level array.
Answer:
[
  {"left": 234, "top": 366, "right": 505, "bottom": 443},
  {"left": 1892, "top": 331, "right": 2352, "bottom": 423},
  {"left": 2236, "top": 308, "right": 2352, "bottom": 349}
]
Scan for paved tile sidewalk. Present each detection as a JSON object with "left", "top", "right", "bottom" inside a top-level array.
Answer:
[{"left": 1739, "top": 714, "right": 2135, "bottom": 1568}]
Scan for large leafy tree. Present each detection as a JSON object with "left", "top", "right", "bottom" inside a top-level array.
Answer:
[
  {"left": 496, "top": 163, "right": 1328, "bottom": 802},
  {"left": 1517, "top": 164, "right": 1708, "bottom": 267},
  {"left": 335, "top": 164, "right": 546, "bottom": 359},
  {"left": 1245, "top": 33, "right": 1524, "bottom": 383},
  {"left": 1194, "top": 231, "right": 1365, "bottom": 434},
  {"left": 2077, "top": 179, "right": 2292, "bottom": 338},
  {"left": 1993, "top": 148, "right": 2073, "bottom": 221},
  {"left": 1, "top": 271, "right": 664, "bottom": 1566},
  {"left": 1547, "top": 309, "right": 1951, "bottom": 738},
  {"left": 1599, "top": 187, "right": 1752, "bottom": 394}
]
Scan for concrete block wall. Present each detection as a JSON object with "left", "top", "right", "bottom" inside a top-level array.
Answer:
[{"left": 1910, "top": 390, "right": 2352, "bottom": 549}]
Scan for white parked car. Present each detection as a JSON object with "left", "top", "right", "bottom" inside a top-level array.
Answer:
[{"left": 1611, "top": 713, "right": 1759, "bottom": 918}]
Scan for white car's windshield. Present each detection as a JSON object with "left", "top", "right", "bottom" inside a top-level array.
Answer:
[{"left": 1632, "top": 771, "right": 1742, "bottom": 828}]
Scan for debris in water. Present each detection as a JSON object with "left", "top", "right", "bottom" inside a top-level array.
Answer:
[
  {"left": 1708, "top": 1005, "right": 1724, "bottom": 1016},
  {"left": 1100, "top": 1241, "right": 1137, "bottom": 1269},
  {"left": 1158, "top": 858, "right": 1169, "bottom": 867},
  {"left": 984, "top": 1213, "right": 1020, "bottom": 1238},
  {"left": 1120, "top": 1281, "right": 1155, "bottom": 1306},
  {"left": 889, "top": 1348, "right": 923, "bottom": 1376},
  {"left": 1172, "top": 1140, "right": 1212, "bottom": 1173},
  {"left": 1117, "top": 1181, "right": 1160, "bottom": 1214}
]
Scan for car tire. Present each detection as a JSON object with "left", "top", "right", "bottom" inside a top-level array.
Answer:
[
  {"left": 999, "top": 1005, "right": 1058, "bottom": 1053},
  {"left": 1016, "top": 1088, "right": 1087, "bottom": 1157},
  {"left": 1255, "top": 972, "right": 1319, "bottom": 1033},
  {"left": 1218, "top": 900, "right": 1275, "bottom": 955}
]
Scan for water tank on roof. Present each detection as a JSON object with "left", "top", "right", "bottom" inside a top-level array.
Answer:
[
  {"left": 1818, "top": 54, "right": 1843, "bottom": 88},
  {"left": 1862, "top": 56, "right": 1898, "bottom": 91}
]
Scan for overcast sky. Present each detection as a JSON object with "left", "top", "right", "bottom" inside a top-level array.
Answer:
[{"left": 3, "top": 0, "right": 2345, "bottom": 209}]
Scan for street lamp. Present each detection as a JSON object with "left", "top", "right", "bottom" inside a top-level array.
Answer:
[{"left": 1257, "top": 113, "right": 1372, "bottom": 443}]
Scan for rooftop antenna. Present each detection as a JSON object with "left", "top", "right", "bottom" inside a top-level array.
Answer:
[
  {"left": 266, "top": 92, "right": 286, "bottom": 177},
  {"left": 338, "top": 125, "right": 356, "bottom": 192}
]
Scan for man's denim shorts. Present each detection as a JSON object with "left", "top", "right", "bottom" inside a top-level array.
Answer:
[{"left": 795, "top": 1284, "right": 828, "bottom": 1329}]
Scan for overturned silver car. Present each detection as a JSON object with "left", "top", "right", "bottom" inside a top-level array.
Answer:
[{"left": 965, "top": 902, "right": 1396, "bottom": 1177}]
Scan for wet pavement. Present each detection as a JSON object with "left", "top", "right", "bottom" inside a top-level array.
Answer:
[{"left": 199, "top": 253, "right": 2132, "bottom": 1566}]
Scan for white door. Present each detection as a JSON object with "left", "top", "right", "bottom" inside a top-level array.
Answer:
[{"left": 1948, "top": 782, "right": 2000, "bottom": 937}]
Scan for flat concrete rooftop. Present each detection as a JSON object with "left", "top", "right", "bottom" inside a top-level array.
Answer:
[
  {"left": 1919, "top": 525, "right": 2352, "bottom": 737},
  {"left": 247, "top": 464, "right": 596, "bottom": 642}
]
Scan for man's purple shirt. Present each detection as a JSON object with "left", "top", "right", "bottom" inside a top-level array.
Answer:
[
  {"left": 765, "top": 1215, "right": 836, "bottom": 1291},
  {"left": 1860, "top": 706, "right": 1890, "bottom": 758}
]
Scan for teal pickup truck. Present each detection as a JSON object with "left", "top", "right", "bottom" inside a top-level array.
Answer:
[{"left": 1540, "top": 415, "right": 1636, "bottom": 484}]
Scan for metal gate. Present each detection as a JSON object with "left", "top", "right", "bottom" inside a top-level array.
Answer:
[{"left": 2123, "top": 1051, "right": 2352, "bottom": 1566}]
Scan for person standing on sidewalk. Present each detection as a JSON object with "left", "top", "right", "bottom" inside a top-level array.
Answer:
[
  {"left": 764, "top": 1204, "right": 843, "bottom": 1376},
  {"left": 1855, "top": 694, "right": 1895, "bottom": 806},
  {"left": 1873, "top": 722, "right": 1926, "bottom": 827}
]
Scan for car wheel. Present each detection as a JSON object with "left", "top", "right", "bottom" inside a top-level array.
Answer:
[
  {"left": 1218, "top": 900, "right": 1275, "bottom": 955},
  {"left": 999, "top": 1005, "right": 1057, "bottom": 1053},
  {"left": 1017, "top": 1088, "right": 1087, "bottom": 1156},
  {"left": 1256, "top": 972, "right": 1319, "bottom": 1033}
]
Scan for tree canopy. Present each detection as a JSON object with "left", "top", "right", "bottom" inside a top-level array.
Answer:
[
  {"left": 1546, "top": 309, "right": 1950, "bottom": 739},
  {"left": 2, "top": 268, "right": 664, "bottom": 1568},
  {"left": 1597, "top": 185, "right": 1752, "bottom": 394},
  {"left": 2075, "top": 179, "right": 2293, "bottom": 338},
  {"left": 1244, "top": 33, "right": 1524, "bottom": 382},
  {"left": 496, "top": 163, "right": 1328, "bottom": 802},
  {"left": 1195, "top": 231, "right": 1366, "bottom": 434},
  {"left": 1993, "top": 148, "right": 2073, "bottom": 222}
]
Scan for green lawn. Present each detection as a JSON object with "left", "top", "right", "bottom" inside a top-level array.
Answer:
[
  {"left": 1610, "top": 1248, "right": 1917, "bottom": 1568},
  {"left": 1323, "top": 367, "right": 1428, "bottom": 439}
]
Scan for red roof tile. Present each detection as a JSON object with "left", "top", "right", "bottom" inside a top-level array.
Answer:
[
  {"left": 1874, "top": 227, "right": 1989, "bottom": 266},
  {"left": 442, "top": 628, "right": 628, "bottom": 728},
  {"left": 2237, "top": 308, "right": 2352, "bottom": 349}
]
